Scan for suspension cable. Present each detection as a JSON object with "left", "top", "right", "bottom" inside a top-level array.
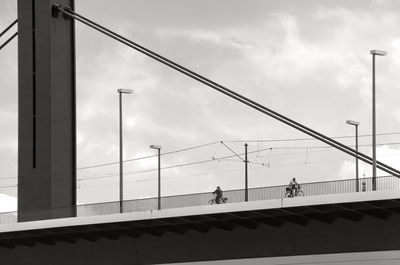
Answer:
[
  {"left": 0, "top": 32, "right": 18, "bottom": 51},
  {"left": 0, "top": 19, "right": 17, "bottom": 39},
  {"left": 53, "top": 4, "right": 400, "bottom": 177}
]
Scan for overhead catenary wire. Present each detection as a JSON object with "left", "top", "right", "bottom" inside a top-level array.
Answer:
[
  {"left": 78, "top": 150, "right": 259, "bottom": 182},
  {"left": 221, "top": 141, "right": 245, "bottom": 162},
  {"left": 76, "top": 142, "right": 400, "bottom": 183},
  {"left": 53, "top": 5, "right": 400, "bottom": 177},
  {"left": 79, "top": 164, "right": 267, "bottom": 188},
  {"left": 78, "top": 156, "right": 393, "bottom": 190},
  {"left": 77, "top": 141, "right": 220, "bottom": 170},
  {"left": 76, "top": 133, "right": 400, "bottom": 171},
  {"left": 2, "top": 146, "right": 395, "bottom": 188},
  {"left": 1, "top": 140, "right": 399, "bottom": 183}
]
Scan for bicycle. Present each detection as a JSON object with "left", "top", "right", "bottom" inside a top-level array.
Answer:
[
  {"left": 208, "top": 196, "right": 228, "bottom": 205},
  {"left": 285, "top": 185, "right": 304, "bottom": 198}
]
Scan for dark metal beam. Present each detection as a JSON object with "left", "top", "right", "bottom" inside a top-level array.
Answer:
[
  {"left": 0, "top": 241, "right": 15, "bottom": 249},
  {"left": 71, "top": 232, "right": 99, "bottom": 242},
  {"left": 359, "top": 209, "right": 391, "bottom": 220},
  {"left": 280, "top": 215, "right": 309, "bottom": 226},
  {"left": 335, "top": 211, "right": 363, "bottom": 222},
  {"left": 140, "top": 227, "right": 165, "bottom": 237},
  {"left": 53, "top": 235, "right": 78, "bottom": 244},
  {"left": 159, "top": 225, "right": 187, "bottom": 235},
  {"left": 183, "top": 223, "right": 211, "bottom": 233},
  {"left": 205, "top": 221, "right": 234, "bottom": 231},
  {"left": 305, "top": 213, "right": 335, "bottom": 224},
  {"left": 33, "top": 236, "right": 57, "bottom": 246},
  {"left": 10, "top": 238, "right": 36, "bottom": 247},
  {"left": 229, "top": 219, "right": 258, "bottom": 229},
  {"left": 114, "top": 229, "right": 142, "bottom": 238}
]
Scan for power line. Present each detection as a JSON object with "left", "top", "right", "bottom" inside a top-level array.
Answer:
[
  {"left": 78, "top": 151, "right": 253, "bottom": 182},
  {"left": 79, "top": 166, "right": 251, "bottom": 189},
  {"left": 76, "top": 144, "right": 400, "bottom": 183},
  {"left": 77, "top": 156, "right": 379, "bottom": 190},
  {"left": 76, "top": 133, "right": 400, "bottom": 171},
  {"left": 1, "top": 140, "right": 399, "bottom": 183},
  {"left": 221, "top": 141, "right": 244, "bottom": 162},
  {"left": 81, "top": 158, "right": 215, "bottom": 181},
  {"left": 77, "top": 141, "right": 220, "bottom": 170},
  {"left": 4, "top": 150, "right": 398, "bottom": 189},
  {"left": 2, "top": 141, "right": 398, "bottom": 182}
]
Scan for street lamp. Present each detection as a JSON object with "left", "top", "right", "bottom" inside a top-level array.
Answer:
[
  {"left": 370, "top": 50, "right": 386, "bottom": 191},
  {"left": 346, "top": 120, "right": 360, "bottom": 192},
  {"left": 150, "top": 145, "right": 162, "bottom": 210},
  {"left": 244, "top": 143, "right": 248, "bottom": 202},
  {"left": 117, "top": 88, "right": 133, "bottom": 213}
]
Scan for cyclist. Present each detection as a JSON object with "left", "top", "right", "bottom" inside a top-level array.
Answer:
[
  {"left": 212, "top": 186, "right": 223, "bottom": 204},
  {"left": 288, "top": 178, "right": 299, "bottom": 197}
]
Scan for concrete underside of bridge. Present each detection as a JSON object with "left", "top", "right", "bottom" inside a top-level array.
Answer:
[{"left": 1, "top": 192, "right": 400, "bottom": 265}]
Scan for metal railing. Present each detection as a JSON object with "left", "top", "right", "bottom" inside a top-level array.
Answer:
[
  {"left": 77, "top": 175, "right": 400, "bottom": 216},
  {"left": 1, "top": 175, "right": 400, "bottom": 224}
]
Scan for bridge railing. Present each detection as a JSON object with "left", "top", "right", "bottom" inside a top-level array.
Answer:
[
  {"left": 78, "top": 175, "right": 400, "bottom": 216},
  {"left": 1, "top": 175, "right": 400, "bottom": 224},
  {"left": 0, "top": 212, "right": 17, "bottom": 224}
]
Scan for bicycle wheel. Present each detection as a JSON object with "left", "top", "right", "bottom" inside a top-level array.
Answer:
[{"left": 297, "top": 190, "right": 304, "bottom": 197}]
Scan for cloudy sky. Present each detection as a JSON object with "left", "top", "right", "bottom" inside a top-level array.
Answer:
[{"left": 1, "top": 0, "right": 400, "bottom": 209}]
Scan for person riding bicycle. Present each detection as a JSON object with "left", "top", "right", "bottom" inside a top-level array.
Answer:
[
  {"left": 212, "top": 186, "right": 223, "bottom": 204},
  {"left": 288, "top": 178, "right": 299, "bottom": 196}
]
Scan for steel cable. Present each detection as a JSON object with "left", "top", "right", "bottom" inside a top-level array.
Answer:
[{"left": 53, "top": 4, "right": 400, "bottom": 177}]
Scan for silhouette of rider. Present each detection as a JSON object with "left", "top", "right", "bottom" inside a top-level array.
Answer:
[
  {"left": 289, "top": 177, "right": 299, "bottom": 195},
  {"left": 212, "top": 186, "right": 223, "bottom": 204}
]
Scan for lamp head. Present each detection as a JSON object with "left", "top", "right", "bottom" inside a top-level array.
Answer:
[
  {"left": 117, "top": 88, "right": 133, "bottom": 94},
  {"left": 346, "top": 120, "right": 360, "bottom": 126},
  {"left": 370, "top": 50, "right": 387, "bottom": 56},
  {"left": 150, "top": 145, "right": 162, "bottom": 150}
]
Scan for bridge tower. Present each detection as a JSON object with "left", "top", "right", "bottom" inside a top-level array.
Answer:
[{"left": 17, "top": 0, "right": 76, "bottom": 221}]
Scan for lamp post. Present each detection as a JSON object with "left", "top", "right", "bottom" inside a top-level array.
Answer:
[
  {"left": 150, "top": 145, "right": 162, "bottom": 210},
  {"left": 244, "top": 143, "right": 248, "bottom": 202},
  {"left": 117, "top": 88, "right": 133, "bottom": 213},
  {"left": 370, "top": 50, "right": 386, "bottom": 191},
  {"left": 346, "top": 120, "right": 360, "bottom": 192}
]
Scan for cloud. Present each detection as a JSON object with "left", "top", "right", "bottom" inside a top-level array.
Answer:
[
  {"left": 339, "top": 145, "right": 400, "bottom": 180},
  {"left": 393, "top": 107, "right": 400, "bottom": 124},
  {"left": 339, "top": 160, "right": 357, "bottom": 180},
  {"left": 377, "top": 145, "right": 400, "bottom": 175}
]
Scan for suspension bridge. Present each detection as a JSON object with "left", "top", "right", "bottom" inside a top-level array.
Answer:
[{"left": 1, "top": 1, "right": 400, "bottom": 264}]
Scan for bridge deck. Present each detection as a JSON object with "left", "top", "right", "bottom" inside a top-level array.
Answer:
[{"left": 1, "top": 190, "right": 399, "bottom": 249}]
